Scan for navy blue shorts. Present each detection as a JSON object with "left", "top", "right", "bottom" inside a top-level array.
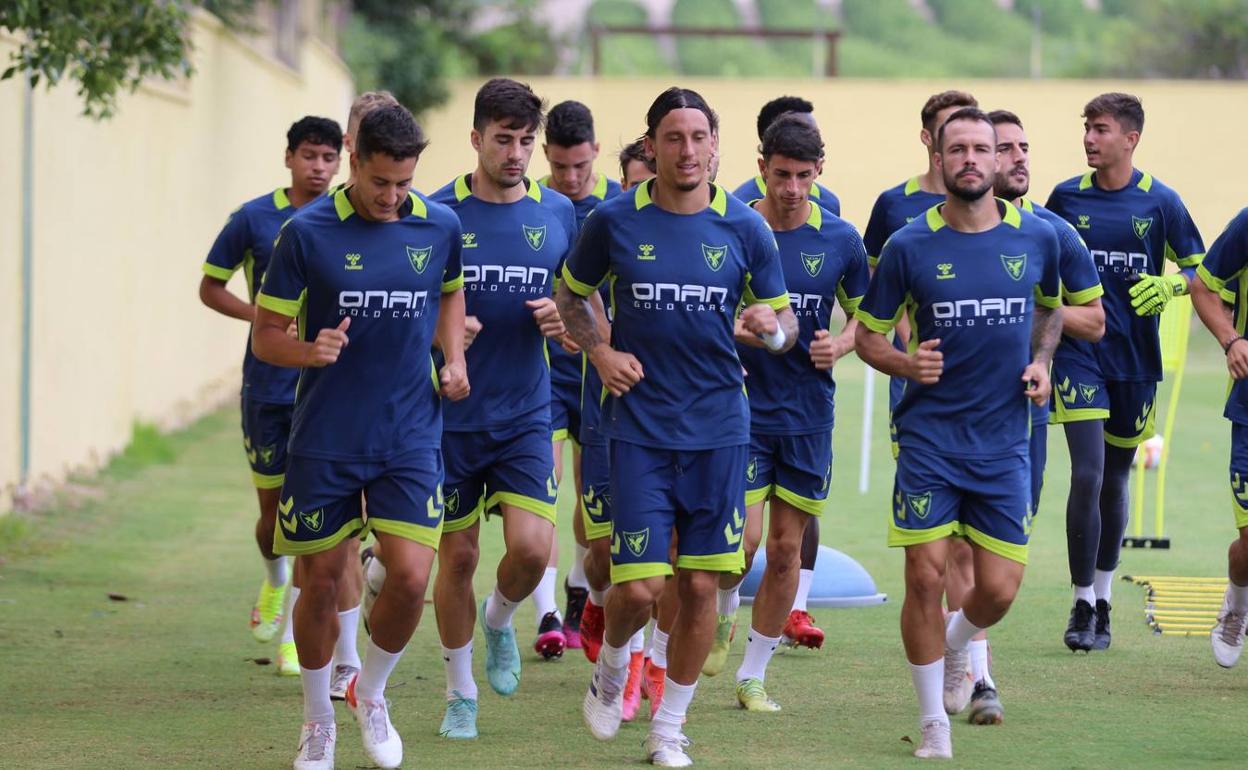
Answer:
[
  {"left": 580, "top": 441, "right": 612, "bottom": 541},
  {"left": 744, "top": 431, "right": 833, "bottom": 516},
  {"left": 1103, "top": 381, "right": 1158, "bottom": 449},
  {"left": 550, "top": 350, "right": 582, "bottom": 444},
  {"left": 1230, "top": 422, "right": 1248, "bottom": 530},
  {"left": 241, "top": 397, "right": 292, "bottom": 490},
  {"left": 1029, "top": 421, "right": 1047, "bottom": 517},
  {"left": 1050, "top": 355, "right": 1111, "bottom": 425},
  {"left": 442, "top": 421, "right": 558, "bottom": 533}
]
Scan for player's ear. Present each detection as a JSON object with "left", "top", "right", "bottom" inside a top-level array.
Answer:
[
  {"left": 284, "top": 149, "right": 294, "bottom": 170},
  {"left": 757, "top": 156, "right": 766, "bottom": 176},
  {"left": 470, "top": 128, "right": 483, "bottom": 153},
  {"left": 1125, "top": 130, "right": 1140, "bottom": 152},
  {"left": 815, "top": 158, "right": 824, "bottom": 177},
  {"left": 920, "top": 127, "right": 933, "bottom": 150},
  {"left": 592, "top": 141, "right": 600, "bottom": 159}
]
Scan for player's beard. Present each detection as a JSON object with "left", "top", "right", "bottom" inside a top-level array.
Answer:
[
  {"left": 994, "top": 166, "right": 1029, "bottom": 201},
  {"left": 946, "top": 167, "right": 994, "bottom": 202}
]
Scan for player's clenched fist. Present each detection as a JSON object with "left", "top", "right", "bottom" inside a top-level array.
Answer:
[
  {"left": 907, "top": 338, "right": 943, "bottom": 384},
  {"left": 809, "top": 329, "right": 842, "bottom": 371},
  {"left": 464, "top": 315, "right": 483, "bottom": 350},
  {"left": 739, "top": 303, "right": 779, "bottom": 337},
  {"left": 1021, "top": 361, "right": 1051, "bottom": 406},
  {"left": 526, "top": 298, "right": 566, "bottom": 338},
  {"left": 589, "top": 344, "right": 644, "bottom": 397},
  {"left": 306, "top": 317, "right": 350, "bottom": 367},
  {"left": 439, "top": 359, "right": 470, "bottom": 401}
]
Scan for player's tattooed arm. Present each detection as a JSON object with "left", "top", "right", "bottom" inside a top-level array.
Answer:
[
  {"left": 557, "top": 283, "right": 643, "bottom": 396},
  {"left": 1030, "top": 304, "right": 1063, "bottom": 365},
  {"left": 556, "top": 282, "right": 604, "bottom": 353}
]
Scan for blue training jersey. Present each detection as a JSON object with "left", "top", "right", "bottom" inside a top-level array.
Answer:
[
  {"left": 863, "top": 177, "right": 946, "bottom": 268},
  {"left": 563, "top": 180, "right": 790, "bottom": 451},
  {"left": 430, "top": 174, "right": 577, "bottom": 432},
  {"left": 856, "top": 200, "right": 1062, "bottom": 459},
  {"left": 203, "top": 188, "right": 303, "bottom": 404},
  {"left": 732, "top": 176, "right": 840, "bottom": 217},
  {"left": 1197, "top": 207, "right": 1248, "bottom": 426},
  {"left": 256, "top": 187, "right": 464, "bottom": 461},
  {"left": 737, "top": 202, "right": 869, "bottom": 435},
  {"left": 1045, "top": 169, "right": 1204, "bottom": 383},
  {"left": 1021, "top": 197, "right": 1105, "bottom": 426}
]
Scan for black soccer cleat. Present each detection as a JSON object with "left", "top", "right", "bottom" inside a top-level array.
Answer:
[
  {"left": 1093, "top": 599, "right": 1112, "bottom": 650},
  {"left": 563, "top": 580, "right": 588, "bottom": 649},
  {"left": 1064, "top": 599, "right": 1095, "bottom": 652}
]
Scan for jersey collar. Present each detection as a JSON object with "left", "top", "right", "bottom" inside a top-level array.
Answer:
[
  {"left": 1078, "top": 168, "right": 1152, "bottom": 192},
  {"left": 273, "top": 187, "right": 292, "bottom": 210},
  {"left": 333, "top": 187, "right": 423, "bottom": 221},
  {"left": 904, "top": 176, "right": 923, "bottom": 196},
  {"left": 634, "top": 178, "right": 728, "bottom": 216},
  {"left": 925, "top": 198, "right": 1021, "bottom": 232},
  {"left": 456, "top": 173, "right": 542, "bottom": 203}
]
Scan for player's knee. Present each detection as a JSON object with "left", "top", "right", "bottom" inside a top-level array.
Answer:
[
  {"left": 1069, "top": 462, "right": 1103, "bottom": 498},
  {"left": 381, "top": 564, "right": 428, "bottom": 607},
  {"left": 612, "top": 577, "right": 660, "bottom": 609},
  {"left": 507, "top": 537, "right": 549, "bottom": 575},
  {"left": 977, "top": 580, "right": 1020, "bottom": 618},
  {"left": 765, "top": 536, "right": 801, "bottom": 576},
  {"left": 903, "top": 552, "right": 946, "bottom": 603},
  {"left": 439, "top": 539, "right": 479, "bottom": 581},
  {"left": 301, "top": 568, "right": 340, "bottom": 606},
  {"left": 677, "top": 568, "right": 719, "bottom": 599}
]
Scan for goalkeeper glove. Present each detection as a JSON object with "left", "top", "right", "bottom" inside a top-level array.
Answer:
[{"left": 1128, "top": 272, "right": 1186, "bottom": 316}]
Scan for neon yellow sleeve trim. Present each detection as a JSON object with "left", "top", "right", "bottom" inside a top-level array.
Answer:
[
  {"left": 837, "top": 286, "right": 864, "bottom": 316},
  {"left": 1034, "top": 287, "right": 1061, "bottom": 309},
  {"left": 1197, "top": 263, "right": 1229, "bottom": 293},
  {"left": 441, "top": 275, "right": 465, "bottom": 293},
  {"left": 1063, "top": 284, "right": 1103, "bottom": 305},
  {"left": 867, "top": 254, "right": 880, "bottom": 269},
  {"left": 855, "top": 307, "right": 901, "bottom": 334},
  {"left": 750, "top": 294, "right": 790, "bottom": 312},
  {"left": 560, "top": 263, "right": 600, "bottom": 297},
  {"left": 256, "top": 291, "right": 303, "bottom": 318},
  {"left": 202, "top": 263, "right": 237, "bottom": 281},
  {"left": 1169, "top": 244, "right": 1204, "bottom": 268}
]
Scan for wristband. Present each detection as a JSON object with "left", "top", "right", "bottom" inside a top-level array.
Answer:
[
  {"left": 1225, "top": 335, "right": 1245, "bottom": 354},
  {"left": 761, "top": 327, "right": 787, "bottom": 351}
]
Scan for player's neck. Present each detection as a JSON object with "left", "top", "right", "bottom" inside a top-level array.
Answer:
[
  {"left": 650, "top": 177, "right": 711, "bottom": 215},
  {"left": 755, "top": 197, "right": 809, "bottom": 232},
  {"left": 941, "top": 194, "right": 1001, "bottom": 233},
  {"left": 919, "top": 164, "right": 947, "bottom": 195},
  {"left": 286, "top": 185, "right": 318, "bottom": 209},
  {"left": 472, "top": 166, "right": 528, "bottom": 204},
  {"left": 1091, "top": 160, "right": 1134, "bottom": 192}
]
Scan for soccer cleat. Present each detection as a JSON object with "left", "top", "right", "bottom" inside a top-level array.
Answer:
[
  {"left": 360, "top": 546, "right": 380, "bottom": 636},
  {"left": 276, "top": 641, "right": 300, "bottom": 676},
  {"left": 942, "top": 646, "right": 974, "bottom": 715},
  {"left": 580, "top": 599, "right": 605, "bottom": 663},
  {"left": 329, "top": 664, "right": 359, "bottom": 701},
  {"left": 534, "top": 611, "right": 567, "bottom": 660},
  {"left": 781, "top": 609, "right": 825, "bottom": 650},
  {"left": 967, "top": 681, "right": 1003, "bottom": 725},
  {"left": 913, "top": 719, "right": 953, "bottom": 759},
  {"left": 1093, "top": 600, "right": 1112, "bottom": 650},
  {"left": 582, "top": 660, "right": 626, "bottom": 740},
  {"left": 645, "top": 731, "right": 693, "bottom": 767},
  {"left": 735, "top": 677, "right": 781, "bottom": 713},
  {"left": 345, "top": 676, "right": 403, "bottom": 769},
  {"left": 1211, "top": 588, "right": 1247, "bottom": 668},
  {"left": 251, "top": 579, "right": 287, "bottom": 643},
  {"left": 292, "top": 721, "right": 336, "bottom": 770},
  {"left": 622, "top": 651, "right": 644, "bottom": 722},
  {"left": 438, "top": 691, "right": 479, "bottom": 739},
  {"left": 480, "top": 599, "right": 521, "bottom": 696},
  {"left": 1064, "top": 600, "right": 1095, "bottom": 652},
  {"left": 701, "top": 613, "right": 737, "bottom": 677},
  {"left": 564, "top": 581, "right": 588, "bottom": 649},
  {"left": 642, "top": 659, "right": 666, "bottom": 720}
]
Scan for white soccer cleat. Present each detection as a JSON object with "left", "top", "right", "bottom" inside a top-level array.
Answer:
[
  {"left": 329, "top": 664, "right": 359, "bottom": 701},
  {"left": 645, "top": 731, "right": 693, "bottom": 767},
  {"left": 942, "top": 647, "right": 974, "bottom": 715},
  {"left": 360, "top": 546, "right": 383, "bottom": 636},
  {"left": 292, "top": 721, "right": 335, "bottom": 770},
  {"left": 348, "top": 689, "right": 403, "bottom": 769},
  {"left": 1212, "top": 588, "right": 1247, "bottom": 668},
  {"left": 913, "top": 719, "right": 952, "bottom": 759},
  {"left": 582, "top": 661, "right": 625, "bottom": 741}
]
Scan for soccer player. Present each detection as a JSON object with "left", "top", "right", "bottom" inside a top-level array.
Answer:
[
  {"left": 539, "top": 100, "right": 623, "bottom": 653},
  {"left": 1192, "top": 209, "right": 1248, "bottom": 668},
  {"left": 1045, "top": 93, "right": 1204, "bottom": 651},
  {"left": 855, "top": 108, "right": 1062, "bottom": 759},
  {"left": 253, "top": 104, "right": 468, "bottom": 770},
  {"left": 199, "top": 115, "right": 342, "bottom": 674},
  {"left": 428, "top": 78, "right": 576, "bottom": 740},
  {"left": 559, "top": 87, "right": 797, "bottom": 767},
  {"left": 717, "top": 114, "right": 868, "bottom": 711},
  {"left": 935, "top": 109, "right": 1105, "bottom": 725},
  {"left": 620, "top": 139, "right": 657, "bottom": 190},
  {"left": 731, "top": 96, "right": 840, "bottom": 215}
]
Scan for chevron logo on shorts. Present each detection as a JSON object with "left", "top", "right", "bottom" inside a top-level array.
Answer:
[
  {"left": 1233, "top": 473, "right": 1248, "bottom": 509},
  {"left": 1057, "top": 377, "right": 1077, "bottom": 405}
]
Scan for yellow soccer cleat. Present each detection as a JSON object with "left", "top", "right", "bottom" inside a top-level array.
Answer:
[
  {"left": 701, "top": 613, "right": 736, "bottom": 677},
  {"left": 735, "top": 677, "right": 781, "bottom": 713},
  {"left": 276, "top": 641, "right": 300, "bottom": 676},
  {"left": 250, "top": 579, "right": 287, "bottom": 643}
]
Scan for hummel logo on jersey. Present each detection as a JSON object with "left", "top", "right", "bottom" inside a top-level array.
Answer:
[
  {"left": 936, "top": 263, "right": 956, "bottom": 280},
  {"left": 300, "top": 509, "right": 325, "bottom": 533},
  {"left": 279, "top": 496, "right": 297, "bottom": 534},
  {"left": 1001, "top": 254, "right": 1027, "bottom": 281},
  {"left": 637, "top": 243, "right": 656, "bottom": 261},
  {"left": 622, "top": 528, "right": 650, "bottom": 557},
  {"left": 345, "top": 252, "right": 363, "bottom": 271},
  {"left": 801, "top": 252, "right": 825, "bottom": 278},
  {"left": 702, "top": 243, "right": 728, "bottom": 272},
  {"left": 407, "top": 245, "right": 433, "bottom": 274},
  {"left": 1132, "top": 215, "right": 1154, "bottom": 240},
  {"left": 462, "top": 232, "right": 478, "bottom": 249},
  {"left": 746, "top": 458, "right": 758, "bottom": 483},
  {"left": 523, "top": 224, "right": 547, "bottom": 251},
  {"left": 906, "top": 492, "right": 932, "bottom": 520},
  {"left": 1077, "top": 215, "right": 1091, "bottom": 230}
]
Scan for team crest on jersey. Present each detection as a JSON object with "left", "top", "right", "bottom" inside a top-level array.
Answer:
[
  {"left": 1132, "top": 215, "right": 1154, "bottom": 240},
  {"left": 1000, "top": 254, "right": 1027, "bottom": 281},
  {"left": 1079, "top": 383, "right": 1098, "bottom": 404},
  {"left": 523, "top": 224, "right": 547, "bottom": 251},
  {"left": 746, "top": 458, "right": 758, "bottom": 483},
  {"left": 621, "top": 528, "right": 650, "bottom": 558},
  {"left": 702, "top": 243, "right": 728, "bottom": 272},
  {"left": 299, "top": 509, "right": 325, "bottom": 533},
  {"left": 906, "top": 492, "right": 932, "bottom": 520},
  {"left": 801, "top": 252, "right": 825, "bottom": 278},
  {"left": 258, "top": 445, "right": 276, "bottom": 466},
  {"left": 406, "top": 245, "right": 433, "bottom": 274}
]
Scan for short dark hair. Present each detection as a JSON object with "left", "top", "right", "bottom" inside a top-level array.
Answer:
[
  {"left": 936, "top": 107, "right": 995, "bottom": 152},
  {"left": 645, "top": 87, "right": 718, "bottom": 139},
  {"left": 287, "top": 116, "right": 342, "bottom": 153},
  {"left": 1084, "top": 92, "right": 1144, "bottom": 133},
  {"left": 546, "top": 100, "right": 595, "bottom": 147},
  {"left": 355, "top": 104, "right": 429, "bottom": 161},
  {"left": 761, "top": 113, "right": 824, "bottom": 163},
  {"left": 987, "top": 109, "right": 1024, "bottom": 130},
  {"left": 756, "top": 95, "right": 813, "bottom": 141},
  {"left": 473, "top": 77, "right": 545, "bottom": 133},
  {"left": 618, "top": 139, "right": 655, "bottom": 177},
  {"left": 921, "top": 90, "right": 978, "bottom": 132}
]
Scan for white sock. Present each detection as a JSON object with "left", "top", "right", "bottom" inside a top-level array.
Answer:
[
  {"left": 650, "top": 628, "right": 670, "bottom": 669},
  {"left": 366, "top": 556, "right": 387, "bottom": 595},
  {"left": 968, "top": 638, "right": 995, "bottom": 688},
  {"left": 264, "top": 556, "right": 289, "bottom": 588},
  {"left": 568, "top": 544, "right": 590, "bottom": 589},
  {"left": 652, "top": 677, "right": 696, "bottom": 737},
  {"left": 484, "top": 586, "right": 520, "bottom": 630},
  {"left": 792, "top": 568, "right": 814, "bottom": 612},
  {"left": 1229, "top": 579, "right": 1248, "bottom": 614},
  {"left": 355, "top": 638, "right": 404, "bottom": 701},
  {"left": 333, "top": 606, "right": 362, "bottom": 669},
  {"left": 1073, "top": 584, "right": 1095, "bottom": 605},
  {"left": 736, "top": 629, "right": 781, "bottom": 683},
  {"left": 280, "top": 585, "right": 300, "bottom": 645},
  {"left": 1094, "top": 569, "right": 1115, "bottom": 603},
  {"left": 717, "top": 585, "right": 741, "bottom": 617},
  {"left": 300, "top": 661, "right": 334, "bottom": 725},
  {"left": 601, "top": 640, "right": 630, "bottom": 672},
  {"left": 629, "top": 627, "right": 646, "bottom": 653},
  {"left": 533, "top": 567, "right": 560, "bottom": 624},
  {"left": 909, "top": 659, "right": 949, "bottom": 726},
  {"left": 644, "top": 619, "right": 656, "bottom": 656},
  {"left": 944, "top": 609, "right": 986, "bottom": 652},
  {"left": 442, "top": 642, "right": 478, "bottom": 700},
  {"left": 588, "top": 586, "right": 608, "bottom": 606}
]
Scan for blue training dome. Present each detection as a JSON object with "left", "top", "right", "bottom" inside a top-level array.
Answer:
[{"left": 740, "top": 545, "right": 887, "bottom": 608}]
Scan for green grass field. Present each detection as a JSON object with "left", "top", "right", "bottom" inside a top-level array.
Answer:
[{"left": 1, "top": 326, "right": 1244, "bottom": 769}]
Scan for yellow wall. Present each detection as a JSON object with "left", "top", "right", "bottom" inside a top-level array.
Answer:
[{"left": 0, "top": 12, "right": 353, "bottom": 501}]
